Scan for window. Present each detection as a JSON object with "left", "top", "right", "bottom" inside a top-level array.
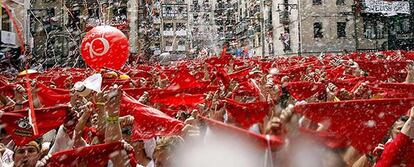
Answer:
[
  {"left": 313, "top": 0, "right": 322, "bottom": 5},
  {"left": 336, "top": 0, "right": 345, "bottom": 5},
  {"left": 337, "top": 22, "right": 346, "bottom": 38},
  {"left": 1, "top": 7, "right": 11, "bottom": 31},
  {"left": 397, "top": 18, "right": 411, "bottom": 34},
  {"left": 363, "top": 20, "right": 385, "bottom": 39},
  {"left": 314, "top": 22, "right": 323, "bottom": 38}
]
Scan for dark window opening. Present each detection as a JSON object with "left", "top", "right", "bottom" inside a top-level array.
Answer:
[
  {"left": 314, "top": 22, "right": 323, "bottom": 38},
  {"left": 337, "top": 22, "right": 346, "bottom": 38}
]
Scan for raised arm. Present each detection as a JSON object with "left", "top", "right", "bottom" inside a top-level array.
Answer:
[
  {"left": 104, "top": 86, "right": 130, "bottom": 167},
  {"left": 375, "top": 107, "right": 414, "bottom": 167}
]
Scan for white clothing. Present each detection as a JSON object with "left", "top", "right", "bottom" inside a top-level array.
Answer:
[
  {"left": 0, "top": 148, "right": 13, "bottom": 167},
  {"left": 144, "top": 138, "right": 156, "bottom": 159},
  {"left": 49, "top": 126, "right": 74, "bottom": 154}
]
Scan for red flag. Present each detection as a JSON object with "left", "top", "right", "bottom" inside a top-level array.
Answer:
[
  {"left": 223, "top": 98, "right": 269, "bottom": 129},
  {"left": 294, "top": 98, "right": 414, "bottom": 153},
  {"left": 120, "top": 93, "right": 184, "bottom": 140},
  {"left": 47, "top": 142, "right": 137, "bottom": 167},
  {"left": 1, "top": 105, "right": 69, "bottom": 146},
  {"left": 200, "top": 116, "right": 284, "bottom": 150}
]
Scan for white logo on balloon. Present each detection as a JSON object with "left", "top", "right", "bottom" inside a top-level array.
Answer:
[{"left": 85, "top": 37, "right": 110, "bottom": 58}]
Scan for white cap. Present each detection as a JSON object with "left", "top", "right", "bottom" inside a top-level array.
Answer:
[{"left": 74, "top": 74, "right": 102, "bottom": 97}]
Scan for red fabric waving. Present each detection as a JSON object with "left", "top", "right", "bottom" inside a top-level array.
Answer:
[
  {"left": 235, "top": 79, "right": 261, "bottom": 97},
  {"left": 120, "top": 93, "right": 184, "bottom": 140},
  {"left": 200, "top": 116, "right": 284, "bottom": 150},
  {"left": 0, "top": 84, "right": 15, "bottom": 97},
  {"left": 285, "top": 82, "right": 326, "bottom": 101},
  {"left": 47, "top": 142, "right": 137, "bottom": 167},
  {"left": 294, "top": 98, "right": 414, "bottom": 153},
  {"left": 223, "top": 98, "right": 269, "bottom": 129},
  {"left": 299, "top": 128, "right": 348, "bottom": 149},
  {"left": 1, "top": 105, "right": 69, "bottom": 146},
  {"left": 36, "top": 83, "right": 70, "bottom": 107},
  {"left": 150, "top": 94, "right": 205, "bottom": 107},
  {"left": 356, "top": 60, "right": 408, "bottom": 81}
]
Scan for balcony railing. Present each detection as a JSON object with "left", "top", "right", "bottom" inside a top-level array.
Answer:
[
  {"left": 177, "top": 45, "right": 186, "bottom": 51},
  {"left": 163, "top": 31, "right": 174, "bottom": 36},
  {"left": 279, "top": 11, "right": 290, "bottom": 24},
  {"left": 154, "top": 49, "right": 161, "bottom": 55},
  {"left": 176, "top": 30, "right": 187, "bottom": 36},
  {"left": 165, "top": 46, "right": 173, "bottom": 51}
]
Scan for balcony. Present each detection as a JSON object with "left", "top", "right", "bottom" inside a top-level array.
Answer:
[
  {"left": 176, "top": 30, "right": 187, "bottom": 36},
  {"left": 177, "top": 45, "right": 186, "bottom": 51},
  {"left": 192, "top": 5, "right": 201, "bottom": 12},
  {"left": 279, "top": 11, "right": 290, "bottom": 24},
  {"left": 163, "top": 31, "right": 174, "bottom": 36},
  {"left": 154, "top": 49, "right": 161, "bottom": 55},
  {"left": 165, "top": 46, "right": 173, "bottom": 51},
  {"left": 154, "top": 18, "right": 161, "bottom": 24},
  {"left": 235, "top": 22, "right": 248, "bottom": 34}
]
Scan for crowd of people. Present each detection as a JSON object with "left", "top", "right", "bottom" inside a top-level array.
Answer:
[{"left": 1, "top": 50, "right": 414, "bottom": 167}]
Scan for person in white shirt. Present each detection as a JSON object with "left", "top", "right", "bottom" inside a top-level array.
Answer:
[{"left": 0, "top": 143, "right": 13, "bottom": 167}]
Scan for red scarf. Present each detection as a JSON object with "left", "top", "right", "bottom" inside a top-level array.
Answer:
[
  {"left": 294, "top": 98, "right": 414, "bottom": 153},
  {"left": 120, "top": 93, "right": 184, "bottom": 140},
  {"left": 36, "top": 83, "right": 70, "bottom": 107},
  {"left": 1, "top": 105, "right": 69, "bottom": 145},
  {"left": 47, "top": 142, "right": 137, "bottom": 167},
  {"left": 285, "top": 82, "right": 326, "bottom": 101},
  {"left": 150, "top": 93, "right": 205, "bottom": 108},
  {"left": 200, "top": 116, "right": 284, "bottom": 150},
  {"left": 223, "top": 98, "right": 269, "bottom": 129}
]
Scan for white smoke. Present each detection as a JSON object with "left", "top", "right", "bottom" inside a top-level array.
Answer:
[{"left": 173, "top": 128, "right": 265, "bottom": 167}]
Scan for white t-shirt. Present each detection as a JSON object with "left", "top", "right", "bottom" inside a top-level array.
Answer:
[
  {"left": 0, "top": 148, "right": 13, "bottom": 167},
  {"left": 49, "top": 126, "right": 74, "bottom": 154}
]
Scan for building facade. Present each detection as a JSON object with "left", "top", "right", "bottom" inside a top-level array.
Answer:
[
  {"left": 28, "top": 0, "right": 138, "bottom": 67},
  {"left": 159, "top": 0, "right": 189, "bottom": 59},
  {"left": 235, "top": 0, "right": 413, "bottom": 57},
  {"left": 188, "top": 0, "right": 217, "bottom": 56},
  {"left": 214, "top": 0, "right": 237, "bottom": 46},
  {"left": 1, "top": 0, "right": 26, "bottom": 58}
]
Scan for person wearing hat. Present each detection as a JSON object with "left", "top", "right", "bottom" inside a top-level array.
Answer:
[{"left": 73, "top": 74, "right": 102, "bottom": 98}]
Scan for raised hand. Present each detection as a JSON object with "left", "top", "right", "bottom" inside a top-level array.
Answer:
[{"left": 105, "top": 85, "right": 123, "bottom": 117}]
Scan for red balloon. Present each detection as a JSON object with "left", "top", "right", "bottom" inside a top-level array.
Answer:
[{"left": 81, "top": 26, "right": 129, "bottom": 70}]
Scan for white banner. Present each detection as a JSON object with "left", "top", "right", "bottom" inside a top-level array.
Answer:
[
  {"left": 364, "top": 0, "right": 411, "bottom": 15},
  {"left": 1, "top": 31, "right": 17, "bottom": 45}
]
